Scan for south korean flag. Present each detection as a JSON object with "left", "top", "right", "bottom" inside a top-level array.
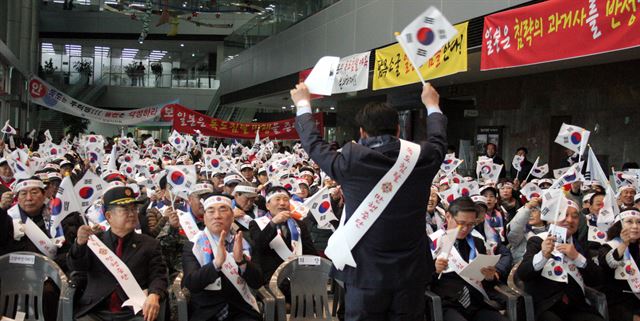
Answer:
[
  {"left": 166, "top": 165, "right": 197, "bottom": 199},
  {"left": 397, "top": 6, "right": 457, "bottom": 68}
]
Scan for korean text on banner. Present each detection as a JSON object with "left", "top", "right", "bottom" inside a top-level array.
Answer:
[
  {"left": 28, "top": 76, "right": 172, "bottom": 125},
  {"left": 481, "top": 0, "right": 640, "bottom": 70},
  {"left": 373, "top": 22, "right": 467, "bottom": 91},
  {"left": 332, "top": 51, "right": 371, "bottom": 94},
  {"left": 172, "top": 104, "right": 324, "bottom": 140}
]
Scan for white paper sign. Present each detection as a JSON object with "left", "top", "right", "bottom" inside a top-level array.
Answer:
[
  {"left": 459, "top": 254, "right": 500, "bottom": 281},
  {"left": 298, "top": 255, "right": 321, "bottom": 266},
  {"left": 9, "top": 254, "right": 35, "bottom": 265},
  {"left": 332, "top": 51, "right": 371, "bottom": 94},
  {"left": 304, "top": 56, "right": 340, "bottom": 96}
]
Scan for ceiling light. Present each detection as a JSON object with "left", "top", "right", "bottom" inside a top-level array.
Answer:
[
  {"left": 330, "top": 106, "right": 335, "bottom": 110},
  {"left": 281, "top": 106, "right": 286, "bottom": 110},
  {"left": 180, "top": 43, "right": 185, "bottom": 47}
]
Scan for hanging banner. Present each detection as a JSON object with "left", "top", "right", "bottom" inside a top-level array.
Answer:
[
  {"left": 372, "top": 22, "right": 467, "bottom": 91},
  {"left": 28, "top": 76, "right": 174, "bottom": 125},
  {"left": 481, "top": 0, "right": 640, "bottom": 70},
  {"left": 332, "top": 51, "right": 371, "bottom": 94},
  {"left": 171, "top": 104, "right": 324, "bottom": 140}
]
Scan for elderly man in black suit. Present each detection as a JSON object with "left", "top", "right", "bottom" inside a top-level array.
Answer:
[
  {"left": 516, "top": 198, "right": 603, "bottom": 321},
  {"left": 248, "top": 186, "right": 317, "bottom": 284},
  {"left": 182, "top": 193, "right": 265, "bottom": 321},
  {"left": 68, "top": 186, "right": 168, "bottom": 321},
  {"left": 290, "top": 83, "right": 447, "bottom": 320}
]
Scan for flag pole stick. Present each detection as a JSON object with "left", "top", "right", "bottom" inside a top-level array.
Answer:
[
  {"left": 523, "top": 157, "right": 539, "bottom": 183},
  {"left": 394, "top": 32, "right": 427, "bottom": 86}
]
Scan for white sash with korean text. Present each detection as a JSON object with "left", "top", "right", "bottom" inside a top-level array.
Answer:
[
  {"left": 606, "top": 238, "right": 640, "bottom": 299},
  {"left": 254, "top": 216, "right": 303, "bottom": 261},
  {"left": 325, "top": 139, "right": 421, "bottom": 270},
  {"left": 176, "top": 209, "right": 201, "bottom": 241},
  {"left": 86, "top": 235, "right": 147, "bottom": 314},
  {"left": 430, "top": 229, "right": 489, "bottom": 300},
  {"left": 538, "top": 232, "right": 585, "bottom": 293},
  {"left": 204, "top": 229, "right": 260, "bottom": 312},
  {"left": 8, "top": 205, "right": 60, "bottom": 258}
]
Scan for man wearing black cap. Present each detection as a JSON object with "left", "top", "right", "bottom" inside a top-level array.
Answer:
[
  {"left": 291, "top": 83, "right": 446, "bottom": 320},
  {"left": 69, "top": 186, "right": 168, "bottom": 321}
]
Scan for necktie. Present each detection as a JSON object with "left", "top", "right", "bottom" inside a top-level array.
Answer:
[{"left": 109, "top": 237, "right": 124, "bottom": 312}]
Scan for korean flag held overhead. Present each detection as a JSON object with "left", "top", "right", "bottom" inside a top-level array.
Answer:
[
  {"left": 165, "top": 165, "right": 197, "bottom": 192},
  {"left": 398, "top": 6, "right": 457, "bottom": 68}
]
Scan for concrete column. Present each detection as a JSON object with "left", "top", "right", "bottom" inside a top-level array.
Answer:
[
  {"left": 19, "top": 0, "right": 32, "bottom": 64},
  {"left": 5, "top": 0, "right": 20, "bottom": 55},
  {"left": 0, "top": 0, "right": 8, "bottom": 43},
  {"left": 216, "top": 43, "right": 225, "bottom": 78}
]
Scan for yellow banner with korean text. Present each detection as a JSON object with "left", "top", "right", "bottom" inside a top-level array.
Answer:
[{"left": 373, "top": 22, "right": 468, "bottom": 91}]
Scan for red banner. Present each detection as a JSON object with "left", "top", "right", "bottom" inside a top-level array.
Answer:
[
  {"left": 171, "top": 104, "right": 324, "bottom": 140},
  {"left": 481, "top": 0, "right": 640, "bottom": 70}
]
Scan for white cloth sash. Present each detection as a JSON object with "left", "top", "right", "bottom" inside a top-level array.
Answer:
[
  {"left": 176, "top": 209, "right": 201, "bottom": 241},
  {"left": 430, "top": 230, "right": 489, "bottom": 300},
  {"left": 204, "top": 229, "right": 260, "bottom": 312},
  {"left": 606, "top": 239, "right": 640, "bottom": 298},
  {"left": 86, "top": 235, "right": 147, "bottom": 314},
  {"left": 537, "top": 232, "right": 585, "bottom": 292},
  {"left": 8, "top": 205, "right": 61, "bottom": 258},
  {"left": 254, "top": 216, "right": 302, "bottom": 261},
  {"left": 325, "top": 139, "right": 421, "bottom": 270},
  {"left": 236, "top": 214, "right": 254, "bottom": 229}
]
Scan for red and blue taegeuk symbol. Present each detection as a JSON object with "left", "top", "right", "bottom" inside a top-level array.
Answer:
[
  {"left": 171, "top": 171, "right": 185, "bottom": 185},
  {"left": 553, "top": 265, "right": 564, "bottom": 276},
  {"left": 417, "top": 27, "right": 435, "bottom": 46},
  {"left": 318, "top": 201, "right": 331, "bottom": 214},
  {"left": 570, "top": 132, "right": 582, "bottom": 145},
  {"left": 50, "top": 198, "right": 63, "bottom": 215},
  {"left": 78, "top": 186, "right": 94, "bottom": 200}
]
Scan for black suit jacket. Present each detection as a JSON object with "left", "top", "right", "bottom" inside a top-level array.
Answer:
[
  {"left": 0, "top": 206, "right": 73, "bottom": 271},
  {"left": 295, "top": 112, "right": 447, "bottom": 289},
  {"left": 67, "top": 230, "right": 168, "bottom": 318},
  {"left": 431, "top": 236, "right": 498, "bottom": 310},
  {"left": 516, "top": 235, "right": 600, "bottom": 318},
  {"left": 248, "top": 217, "right": 317, "bottom": 284},
  {"left": 182, "top": 240, "right": 264, "bottom": 321}
]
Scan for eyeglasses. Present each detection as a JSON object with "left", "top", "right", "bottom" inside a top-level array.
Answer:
[{"left": 454, "top": 218, "right": 476, "bottom": 229}]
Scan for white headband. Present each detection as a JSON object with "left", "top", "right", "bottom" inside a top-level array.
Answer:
[
  {"left": 566, "top": 199, "right": 579, "bottom": 211},
  {"left": 191, "top": 183, "right": 214, "bottom": 195},
  {"left": 299, "top": 170, "right": 314, "bottom": 177},
  {"left": 233, "top": 185, "right": 257, "bottom": 196},
  {"left": 13, "top": 179, "right": 45, "bottom": 193},
  {"left": 266, "top": 191, "right": 289, "bottom": 203},
  {"left": 202, "top": 195, "right": 233, "bottom": 210},
  {"left": 619, "top": 210, "right": 640, "bottom": 221}
]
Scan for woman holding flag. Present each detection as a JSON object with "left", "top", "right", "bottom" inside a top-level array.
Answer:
[{"left": 597, "top": 210, "right": 640, "bottom": 321}]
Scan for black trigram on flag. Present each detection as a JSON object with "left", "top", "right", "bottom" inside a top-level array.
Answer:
[
  {"left": 405, "top": 33, "right": 413, "bottom": 43},
  {"left": 417, "top": 49, "right": 427, "bottom": 57},
  {"left": 424, "top": 17, "right": 435, "bottom": 24},
  {"left": 438, "top": 29, "right": 447, "bottom": 40}
]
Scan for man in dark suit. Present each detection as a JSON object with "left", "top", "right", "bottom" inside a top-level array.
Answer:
[
  {"left": 484, "top": 143, "right": 506, "bottom": 179},
  {"left": 509, "top": 147, "right": 533, "bottom": 181},
  {"left": 182, "top": 194, "right": 264, "bottom": 321},
  {"left": 290, "top": 83, "right": 446, "bottom": 320},
  {"left": 248, "top": 186, "right": 317, "bottom": 284},
  {"left": 516, "top": 199, "right": 604, "bottom": 321},
  {"left": 68, "top": 186, "right": 168, "bottom": 321}
]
